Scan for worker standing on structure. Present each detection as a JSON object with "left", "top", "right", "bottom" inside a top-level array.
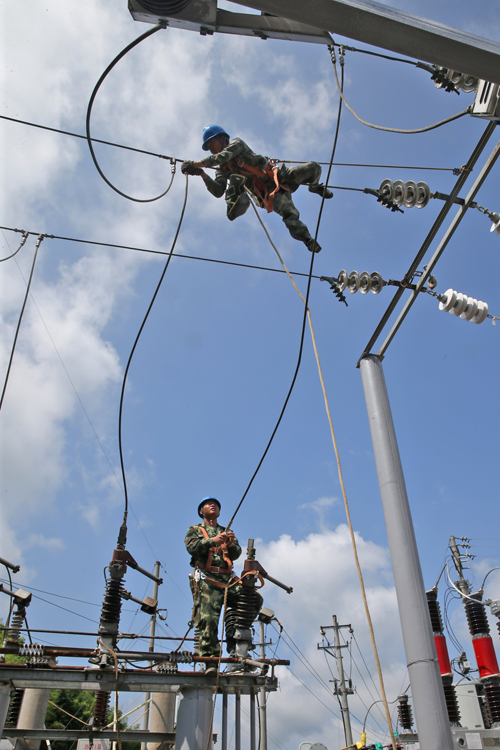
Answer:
[
  {"left": 181, "top": 125, "right": 332, "bottom": 253},
  {"left": 185, "top": 496, "right": 262, "bottom": 675}
]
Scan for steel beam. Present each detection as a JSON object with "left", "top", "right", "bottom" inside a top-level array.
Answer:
[
  {"left": 0, "top": 667, "right": 276, "bottom": 694},
  {"left": 377, "top": 132, "right": 500, "bottom": 356},
  {"left": 3, "top": 729, "right": 174, "bottom": 742},
  {"left": 231, "top": 0, "right": 500, "bottom": 85}
]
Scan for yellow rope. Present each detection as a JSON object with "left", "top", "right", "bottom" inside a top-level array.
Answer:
[
  {"left": 248, "top": 197, "right": 397, "bottom": 750},
  {"left": 47, "top": 700, "right": 88, "bottom": 726}
]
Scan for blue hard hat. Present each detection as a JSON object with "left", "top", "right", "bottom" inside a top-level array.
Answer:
[
  {"left": 198, "top": 497, "right": 221, "bottom": 517},
  {"left": 202, "top": 125, "right": 229, "bottom": 151}
]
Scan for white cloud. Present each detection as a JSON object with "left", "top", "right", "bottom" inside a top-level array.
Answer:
[{"left": 25, "top": 534, "right": 66, "bottom": 551}]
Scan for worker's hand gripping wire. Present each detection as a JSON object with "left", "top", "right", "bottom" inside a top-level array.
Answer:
[{"left": 86, "top": 23, "right": 177, "bottom": 203}]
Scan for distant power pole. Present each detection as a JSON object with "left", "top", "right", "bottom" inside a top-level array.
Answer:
[{"left": 318, "top": 616, "right": 354, "bottom": 747}]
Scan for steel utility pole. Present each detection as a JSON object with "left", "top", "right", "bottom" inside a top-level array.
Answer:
[
  {"left": 360, "top": 355, "right": 453, "bottom": 750},
  {"left": 257, "top": 607, "right": 274, "bottom": 750},
  {"left": 318, "top": 616, "right": 354, "bottom": 747}
]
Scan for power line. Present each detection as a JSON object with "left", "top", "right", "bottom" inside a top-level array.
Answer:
[
  {"left": 0, "top": 226, "right": 321, "bottom": 281},
  {"left": 0, "top": 115, "right": 458, "bottom": 172}
]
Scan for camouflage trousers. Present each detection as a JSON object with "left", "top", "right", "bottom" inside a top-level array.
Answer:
[
  {"left": 189, "top": 575, "right": 262, "bottom": 658},
  {"left": 225, "top": 162, "right": 323, "bottom": 246}
]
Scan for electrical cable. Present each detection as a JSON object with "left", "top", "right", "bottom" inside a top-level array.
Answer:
[
  {"left": 117, "top": 174, "right": 189, "bottom": 520},
  {"left": 225, "top": 46, "right": 344, "bottom": 532},
  {"left": 0, "top": 234, "right": 44, "bottom": 413},
  {"left": 0, "top": 115, "right": 459, "bottom": 172},
  {"left": 481, "top": 567, "right": 500, "bottom": 591},
  {"left": 0, "top": 230, "right": 28, "bottom": 262},
  {"left": 86, "top": 23, "right": 175, "bottom": 202},
  {"left": 328, "top": 44, "right": 471, "bottom": 134},
  {"left": 0, "top": 227, "right": 322, "bottom": 283}
]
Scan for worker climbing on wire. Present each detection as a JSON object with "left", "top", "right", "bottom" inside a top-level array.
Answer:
[
  {"left": 181, "top": 125, "right": 333, "bottom": 253},
  {"left": 185, "top": 496, "right": 263, "bottom": 675}
]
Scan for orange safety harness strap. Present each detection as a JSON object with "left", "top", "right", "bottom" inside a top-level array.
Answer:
[
  {"left": 202, "top": 570, "right": 265, "bottom": 590},
  {"left": 223, "top": 159, "right": 288, "bottom": 214},
  {"left": 196, "top": 525, "right": 233, "bottom": 573}
]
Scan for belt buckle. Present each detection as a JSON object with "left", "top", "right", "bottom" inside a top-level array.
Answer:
[{"left": 194, "top": 569, "right": 204, "bottom": 582}]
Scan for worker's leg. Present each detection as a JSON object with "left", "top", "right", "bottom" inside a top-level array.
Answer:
[
  {"left": 226, "top": 174, "right": 250, "bottom": 221},
  {"left": 272, "top": 190, "right": 320, "bottom": 252},
  {"left": 190, "top": 577, "right": 224, "bottom": 657},
  {"left": 280, "top": 162, "right": 332, "bottom": 199}
]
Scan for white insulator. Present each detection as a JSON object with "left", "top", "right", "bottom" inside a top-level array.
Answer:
[
  {"left": 359, "top": 271, "right": 372, "bottom": 294},
  {"left": 337, "top": 269, "right": 348, "bottom": 292},
  {"left": 393, "top": 180, "right": 406, "bottom": 207},
  {"left": 438, "top": 288, "right": 457, "bottom": 312},
  {"left": 370, "top": 272, "right": 385, "bottom": 294},
  {"left": 472, "top": 300, "right": 489, "bottom": 324},
  {"left": 415, "top": 181, "right": 431, "bottom": 209},
  {"left": 489, "top": 212, "right": 500, "bottom": 234},
  {"left": 404, "top": 180, "right": 418, "bottom": 208},
  {"left": 449, "top": 71, "right": 467, "bottom": 89},
  {"left": 460, "top": 297, "right": 479, "bottom": 321},
  {"left": 379, "top": 179, "right": 394, "bottom": 201},
  {"left": 461, "top": 75, "right": 479, "bottom": 93},
  {"left": 450, "top": 292, "right": 468, "bottom": 316},
  {"left": 348, "top": 270, "right": 360, "bottom": 294}
]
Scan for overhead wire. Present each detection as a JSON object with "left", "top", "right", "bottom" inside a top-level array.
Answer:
[
  {"left": 0, "top": 230, "right": 28, "bottom": 262},
  {"left": 85, "top": 23, "right": 175, "bottom": 203},
  {"left": 117, "top": 174, "right": 189, "bottom": 520},
  {"left": 0, "top": 234, "right": 45, "bottom": 413},
  {"left": 0, "top": 114, "right": 459, "bottom": 172},
  {"left": 0, "top": 226, "right": 322, "bottom": 280},
  {"left": 328, "top": 44, "right": 470, "bottom": 134}
]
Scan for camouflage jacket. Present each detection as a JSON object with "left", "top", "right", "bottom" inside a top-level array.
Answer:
[
  {"left": 185, "top": 521, "right": 242, "bottom": 571},
  {"left": 199, "top": 137, "right": 273, "bottom": 199}
]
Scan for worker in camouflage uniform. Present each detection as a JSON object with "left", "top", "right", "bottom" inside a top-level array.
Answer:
[
  {"left": 181, "top": 125, "right": 333, "bottom": 254},
  {"left": 185, "top": 496, "right": 262, "bottom": 675}
]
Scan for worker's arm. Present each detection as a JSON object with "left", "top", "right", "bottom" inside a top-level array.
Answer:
[
  {"left": 194, "top": 138, "right": 250, "bottom": 170},
  {"left": 227, "top": 533, "right": 242, "bottom": 561},
  {"left": 201, "top": 169, "right": 227, "bottom": 198},
  {"left": 185, "top": 526, "right": 213, "bottom": 557}
]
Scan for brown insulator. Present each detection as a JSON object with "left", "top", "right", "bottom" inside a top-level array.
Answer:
[
  {"left": 464, "top": 593, "right": 490, "bottom": 636},
  {"left": 235, "top": 586, "right": 259, "bottom": 629},
  {"left": 426, "top": 589, "right": 444, "bottom": 633},
  {"left": 483, "top": 682, "right": 500, "bottom": 725},
  {"left": 5, "top": 689, "right": 25, "bottom": 727},
  {"left": 397, "top": 694, "right": 413, "bottom": 730},
  {"left": 93, "top": 690, "right": 111, "bottom": 727},
  {"left": 7, "top": 608, "right": 25, "bottom": 645},
  {"left": 442, "top": 683, "right": 461, "bottom": 725},
  {"left": 100, "top": 578, "right": 123, "bottom": 626}
]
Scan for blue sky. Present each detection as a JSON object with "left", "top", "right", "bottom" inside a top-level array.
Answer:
[{"left": 1, "top": 1, "right": 500, "bottom": 747}]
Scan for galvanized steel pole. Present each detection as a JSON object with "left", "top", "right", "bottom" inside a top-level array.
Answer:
[
  {"left": 332, "top": 615, "right": 353, "bottom": 747},
  {"left": 258, "top": 621, "right": 268, "bottom": 750},
  {"left": 360, "top": 354, "right": 453, "bottom": 750},
  {"left": 142, "top": 561, "right": 161, "bottom": 750}
]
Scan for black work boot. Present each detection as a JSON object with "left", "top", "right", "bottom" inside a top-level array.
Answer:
[
  {"left": 306, "top": 238, "right": 322, "bottom": 253},
  {"left": 308, "top": 183, "right": 333, "bottom": 199}
]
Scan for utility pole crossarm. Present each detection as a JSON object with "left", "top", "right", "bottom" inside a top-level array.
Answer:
[{"left": 231, "top": 0, "right": 500, "bottom": 85}]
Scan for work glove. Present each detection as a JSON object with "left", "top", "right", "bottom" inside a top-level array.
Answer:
[{"left": 181, "top": 160, "right": 204, "bottom": 176}]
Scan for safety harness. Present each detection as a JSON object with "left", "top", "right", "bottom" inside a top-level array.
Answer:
[
  {"left": 194, "top": 526, "right": 265, "bottom": 590},
  {"left": 222, "top": 158, "right": 288, "bottom": 213}
]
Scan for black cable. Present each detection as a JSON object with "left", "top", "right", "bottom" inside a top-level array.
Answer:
[
  {"left": 0, "top": 577, "right": 101, "bottom": 608},
  {"left": 85, "top": 23, "right": 175, "bottom": 202},
  {"left": 0, "top": 226, "right": 322, "bottom": 280},
  {"left": 117, "top": 175, "right": 189, "bottom": 521},
  {"left": 1, "top": 565, "right": 14, "bottom": 644},
  {"left": 0, "top": 230, "right": 28, "bottom": 262},
  {"left": 0, "top": 115, "right": 458, "bottom": 172},
  {"left": 227, "top": 51, "right": 345, "bottom": 530},
  {"left": 0, "top": 234, "right": 44, "bottom": 412}
]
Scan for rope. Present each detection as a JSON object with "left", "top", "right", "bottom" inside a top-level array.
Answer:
[
  {"left": 117, "top": 174, "right": 189, "bottom": 519},
  {"left": 225, "top": 47, "right": 345, "bottom": 532},
  {"left": 248, "top": 200, "right": 397, "bottom": 750},
  {"left": 97, "top": 638, "right": 121, "bottom": 750},
  {"left": 85, "top": 23, "right": 176, "bottom": 202},
  {"left": 329, "top": 44, "right": 470, "bottom": 135},
  {"left": 47, "top": 701, "right": 88, "bottom": 726},
  {"left": 0, "top": 234, "right": 45, "bottom": 413}
]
